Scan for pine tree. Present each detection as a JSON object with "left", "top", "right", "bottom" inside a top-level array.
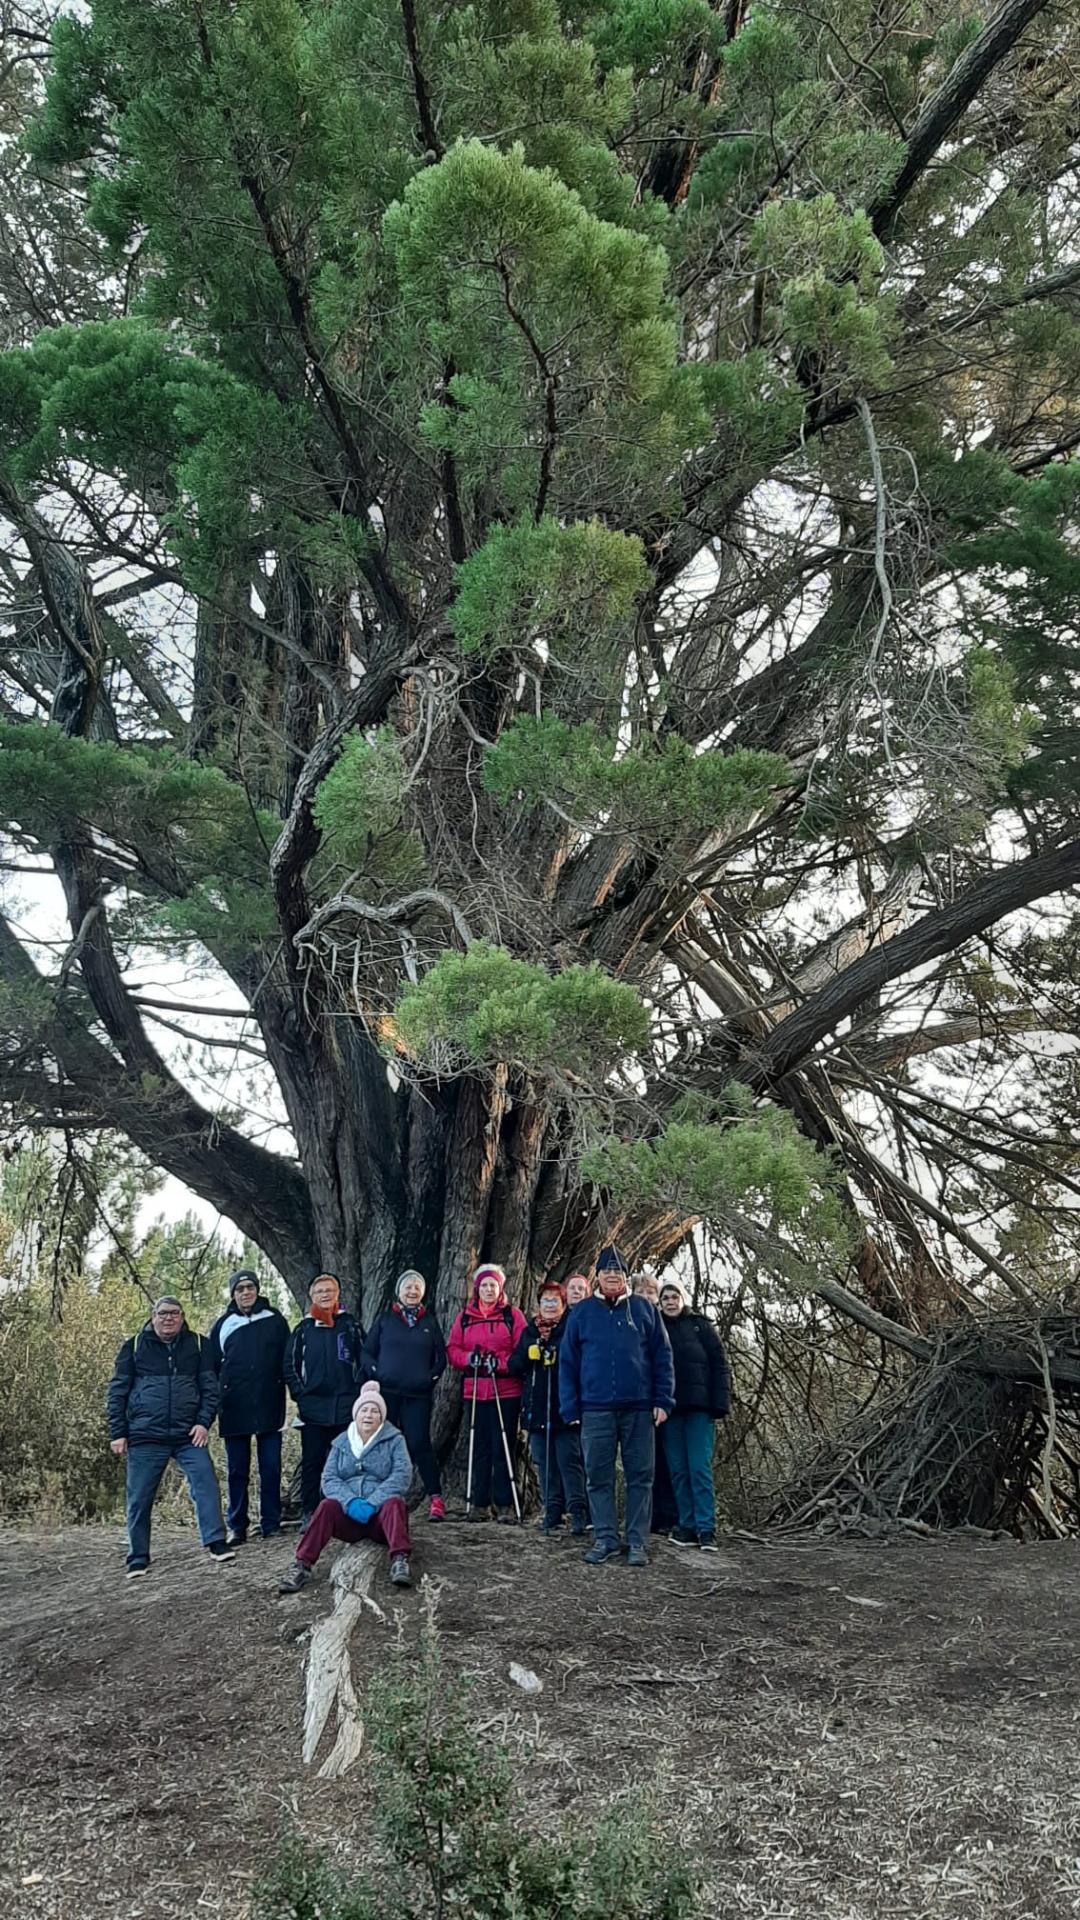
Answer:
[{"left": 1, "top": 0, "right": 1079, "bottom": 1368}]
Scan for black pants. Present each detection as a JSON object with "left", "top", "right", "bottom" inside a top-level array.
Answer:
[
  {"left": 383, "top": 1391, "right": 441, "bottom": 1497},
  {"left": 467, "top": 1396, "right": 520, "bottom": 1508},
  {"left": 300, "top": 1421, "right": 345, "bottom": 1518}
]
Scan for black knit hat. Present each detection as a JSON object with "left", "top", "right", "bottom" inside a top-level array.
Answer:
[
  {"left": 229, "top": 1269, "right": 259, "bottom": 1299},
  {"left": 596, "top": 1246, "right": 628, "bottom": 1275}
]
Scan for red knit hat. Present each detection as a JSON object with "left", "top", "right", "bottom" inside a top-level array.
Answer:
[{"left": 472, "top": 1263, "right": 507, "bottom": 1303}]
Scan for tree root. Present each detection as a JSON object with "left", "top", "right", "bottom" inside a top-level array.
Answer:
[{"left": 302, "top": 1543, "right": 386, "bottom": 1777}]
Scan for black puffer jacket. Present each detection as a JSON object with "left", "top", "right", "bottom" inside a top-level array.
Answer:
[
  {"left": 107, "top": 1324, "right": 219, "bottom": 1446},
  {"left": 361, "top": 1306, "right": 447, "bottom": 1399},
  {"left": 208, "top": 1296, "right": 290, "bottom": 1437},
  {"left": 663, "top": 1309, "right": 731, "bottom": 1417},
  {"left": 284, "top": 1312, "right": 365, "bottom": 1427},
  {"left": 507, "top": 1315, "right": 574, "bottom": 1433}
]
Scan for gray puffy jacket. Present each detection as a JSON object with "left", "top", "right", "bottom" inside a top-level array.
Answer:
[{"left": 321, "top": 1422, "right": 412, "bottom": 1510}]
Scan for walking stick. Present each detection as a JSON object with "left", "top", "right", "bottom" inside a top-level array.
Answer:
[
  {"left": 491, "top": 1375, "right": 523, "bottom": 1523},
  {"left": 543, "top": 1356, "right": 553, "bottom": 1528},
  {"left": 464, "top": 1350, "right": 481, "bottom": 1516}
]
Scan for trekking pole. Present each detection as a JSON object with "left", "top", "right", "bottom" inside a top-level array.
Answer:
[
  {"left": 464, "top": 1350, "right": 482, "bottom": 1516},
  {"left": 543, "top": 1356, "right": 553, "bottom": 1527},
  {"left": 491, "top": 1374, "right": 523, "bottom": 1523}
]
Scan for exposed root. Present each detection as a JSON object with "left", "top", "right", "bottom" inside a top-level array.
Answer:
[{"left": 302, "top": 1543, "right": 386, "bottom": 1778}]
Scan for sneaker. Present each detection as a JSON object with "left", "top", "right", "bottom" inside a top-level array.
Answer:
[
  {"left": 669, "top": 1527, "right": 698, "bottom": 1547},
  {"left": 428, "top": 1496, "right": 446, "bottom": 1523},
  {"left": 570, "top": 1520, "right": 589, "bottom": 1538},
  {"left": 465, "top": 1507, "right": 489, "bottom": 1522},
  {"left": 225, "top": 1528, "right": 247, "bottom": 1547},
  {"left": 278, "top": 1561, "right": 311, "bottom": 1594},
  {"left": 494, "top": 1507, "right": 517, "bottom": 1525},
  {"left": 626, "top": 1544, "right": 649, "bottom": 1568},
  {"left": 261, "top": 1527, "right": 283, "bottom": 1540},
  {"left": 126, "top": 1561, "right": 150, "bottom": 1580},
  {"left": 207, "top": 1540, "right": 235, "bottom": 1563},
  {"left": 699, "top": 1531, "right": 718, "bottom": 1553},
  {"left": 389, "top": 1554, "right": 412, "bottom": 1587},
  {"left": 583, "top": 1542, "right": 621, "bottom": 1565}
]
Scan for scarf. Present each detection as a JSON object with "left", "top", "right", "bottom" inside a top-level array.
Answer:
[
  {"left": 394, "top": 1302, "right": 424, "bottom": 1329},
  {"left": 347, "top": 1418, "right": 384, "bottom": 1459},
  {"left": 310, "top": 1303, "right": 338, "bottom": 1329}
]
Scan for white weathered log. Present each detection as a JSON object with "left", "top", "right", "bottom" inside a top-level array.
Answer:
[{"left": 301, "top": 1544, "right": 385, "bottom": 1777}]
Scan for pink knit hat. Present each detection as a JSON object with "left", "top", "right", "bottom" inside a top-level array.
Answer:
[{"left": 353, "top": 1381, "right": 387, "bottom": 1422}]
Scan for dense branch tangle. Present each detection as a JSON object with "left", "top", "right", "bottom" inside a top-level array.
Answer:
[{"left": 1, "top": 0, "right": 1079, "bottom": 1435}]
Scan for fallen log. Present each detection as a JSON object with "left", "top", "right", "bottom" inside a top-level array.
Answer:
[{"left": 302, "top": 1542, "right": 386, "bottom": 1778}]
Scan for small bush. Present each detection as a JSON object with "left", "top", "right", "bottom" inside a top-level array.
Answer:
[{"left": 253, "top": 1592, "right": 700, "bottom": 1919}]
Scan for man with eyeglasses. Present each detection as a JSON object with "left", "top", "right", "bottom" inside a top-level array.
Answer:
[
  {"left": 209, "top": 1269, "right": 290, "bottom": 1544},
  {"left": 107, "top": 1296, "right": 234, "bottom": 1578}
]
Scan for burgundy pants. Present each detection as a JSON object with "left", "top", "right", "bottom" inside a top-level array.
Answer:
[{"left": 297, "top": 1496, "right": 410, "bottom": 1568}]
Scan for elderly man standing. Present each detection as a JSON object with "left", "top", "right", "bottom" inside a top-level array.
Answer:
[
  {"left": 559, "top": 1247, "right": 674, "bottom": 1568},
  {"left": 107, "top": 1296, "right": 233, "bottom": 1578},
  {"left": 209, "top": 1268, "right": 290, "bottom": 1544}
]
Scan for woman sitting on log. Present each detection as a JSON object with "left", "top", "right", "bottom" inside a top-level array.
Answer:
[
  {"left": 278, "top": 1382, "right": 413, "bottom": 1592},
  {"left": 361, "top": 1270, "right": 448, "bottom": 1522}
]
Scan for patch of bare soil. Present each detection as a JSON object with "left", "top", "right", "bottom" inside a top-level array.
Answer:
[{"left": 2, "top": 1518, "right": 1079, "bottom": 1919}]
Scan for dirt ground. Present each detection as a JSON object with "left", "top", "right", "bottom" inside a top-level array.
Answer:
[{"left": 2, "top": 1516, "right": 1079, "bottom": 1920}]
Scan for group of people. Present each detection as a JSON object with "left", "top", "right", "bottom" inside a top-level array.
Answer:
[{"left": 105, "top": 1249, "right": 731, "bottom": 1588}]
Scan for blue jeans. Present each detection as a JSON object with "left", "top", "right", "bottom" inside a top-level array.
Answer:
[
  {"left": 662, "top": 1411, "right": 716, "bottom": 1535},
  {"left": 125, "top": 1441, "right": 226, "bottom": 1567},
  {"left": 529, "top": 1429, "right": 588, "bottom": 1529},
  {"left": 580, "top": 1409, "right": 654, "bottom": 1552},
  {"left": 224, "top": 1430, "right": 283, "bottom": 1536}
]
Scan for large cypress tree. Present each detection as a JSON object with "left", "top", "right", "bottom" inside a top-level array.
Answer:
[{"left": 2, "top": 0, "right": 1079, "bottom": 1345}]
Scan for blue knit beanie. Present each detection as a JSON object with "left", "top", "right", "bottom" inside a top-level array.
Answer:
[{"left": 596, "top": 1246, "right": 628, "bottom": 1275}]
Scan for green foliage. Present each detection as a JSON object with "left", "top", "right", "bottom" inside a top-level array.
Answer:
[
  {"left": 387, "top": 139, "right": 694, "bottom": 512},
  {"left": 393, "top": 942, "right": 650, "bottom": 1077},
  {"left": 450, "top": 517, "right": 648, "bottom": 658},
  {"left": 484, "top": 712, "right": 789, "bottom": 839},
  {"left": 311, "top": 730, "right": 425, "bottom": 885},
  {"left": 963, "top": 647, "right": 1036, "bottom": 783},
  {"left": 253, "top": 1599, "right": 700, "bottom": 1920},
  {"left": 753, "top": 197, "right": 884, "bottom": 292},
  {"left": 0, "top": 722, "right": 276, "bottom": 941},
  {"left": 581, "top": 1104, "right": 851, "bottom": 1257}
]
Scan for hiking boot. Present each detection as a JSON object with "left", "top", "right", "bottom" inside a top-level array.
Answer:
[
  {"left": 389, "top": 1554, "right": 412, "bottom": 1587},
  {"left": 126, "top": 1560, "right": 150, "bottom": 1580},
  {"left": 626, "top": 1544, "right": 649, "bottom": 1568},
  {"left": 428, "top": 1496, "right": 446, "bottom": 1523},
  {"left": 261, "top": 1527, "right": 283, "bottom": 1540},
  {"left": 465, "top": 1507, "right": 489, "bottom": 1522},
  {"left": 279, "top": 1561, "right": 311, "bottom": 1594},
  {"left": 225, "top": 1528, "right": 247, "bottom": 1547},
  {"left": 207, "top": 1540, "right": 235, "bottom": 1563},
  {"left": 670, "top": 1526, "right": 697, "bottom": 1547},
  {"left": 570, "top": 1520, "right": 589, "bottom": 1538},
  {"left": 699, "top": 1531, "right": 718, "bottom": 1553},
  {"left": 583, "top": 1542, "right": 621, "bottom": 1565},
  {"left": 494, "top": 1507, "right": 517, "bottom": 1525}
]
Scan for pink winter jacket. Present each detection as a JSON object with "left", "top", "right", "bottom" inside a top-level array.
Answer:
[{"left": 447, "top": 1301, "right": 528, "bottom": 1401}]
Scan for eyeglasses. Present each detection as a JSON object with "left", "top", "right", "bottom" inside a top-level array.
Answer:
[
  {"left": 154, "top": 1308, "right": 183, "bottom": 1319},
  {"left": 235, "top": 1284, "right": 257, "bottom": 1293}
]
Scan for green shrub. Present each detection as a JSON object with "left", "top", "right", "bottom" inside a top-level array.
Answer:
[{"left": 253, "top": 1595, "right": 700, "bottom": 1919}]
